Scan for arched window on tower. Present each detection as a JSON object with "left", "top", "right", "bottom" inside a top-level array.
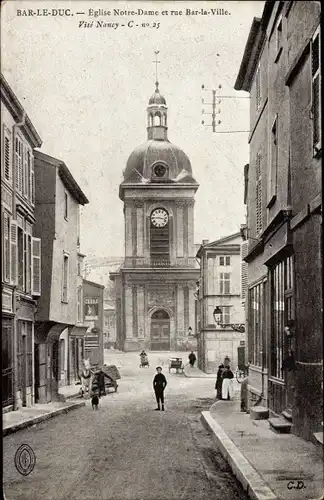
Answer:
[
  {"left": 149, "top": 113, "right": 153, "bottom": 127},
  {"left": 150, "top": 207, "right": 170, "bottom": 267},
  {"left": 154, "top": 112, "right": 161, "bottom": 126}
]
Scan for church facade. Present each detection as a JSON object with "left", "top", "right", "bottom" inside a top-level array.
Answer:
[{"left": 111, "top": 82, "right": 200, "bottom": 351}]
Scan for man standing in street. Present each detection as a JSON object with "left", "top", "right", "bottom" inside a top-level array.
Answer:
[
  {"left": 153, "top": 366, "right": 167, "bottom": 411},
  {"left": 188, "top": 351, "right": 197, "bottom": 367}
]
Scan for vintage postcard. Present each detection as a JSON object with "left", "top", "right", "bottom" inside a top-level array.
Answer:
[{"left": 1, "top": 1, "right": 323, "bottom": 500}]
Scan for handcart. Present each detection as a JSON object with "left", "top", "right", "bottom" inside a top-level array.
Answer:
[{"left": 169, "top": 357, "right": 184, "bottom": 374}]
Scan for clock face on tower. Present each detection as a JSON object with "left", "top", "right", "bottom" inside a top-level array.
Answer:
[{"left": 150, "top": 208, "right": 169, "bottom": 227}]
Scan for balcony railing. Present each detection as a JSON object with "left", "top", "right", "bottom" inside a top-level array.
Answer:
[{"left": 124, "top": 257, "right": 197, "bottom": 268}]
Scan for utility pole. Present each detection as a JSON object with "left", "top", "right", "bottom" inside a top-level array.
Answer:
[{"left": 201, "top": 83, "right": 250, "bottom": 134}]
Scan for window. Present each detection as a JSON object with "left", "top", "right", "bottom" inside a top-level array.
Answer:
[
  {"left": 15, "top": 136, "right": 23, "bottom": 194},
  {"left": 31, "top": 237, "right": 41, "bottom": 296},
  {"left": 219, "top": 273, "right": 230, "bottom": 294},
  {"left": 3, "top": 126, "right": 12, "bottom": 182},
  {"left": 248, "top": 280, "right": 266, "bottom": 367},
  {"left": 62, "top": 253, "right": 69, "bottom": 302},
  {"left": 220, "top": 306, "right": 231, "bottom": 325},
  {"left": 275, "top": 16, "right": 283, "bottom": 59},
  {"left": 77, "top": 286, "right": 82, "bottom": 322},
  {"left": 3, "top": 212, "right": 11, "bottom": 282},
  {"left": 219, "top": 256, "right": 231, "bottom": 266},
  {"left": 311, "top": 26, "right": 321, "bottom": 153},
  {"left": 270, "top": 255, "right": 294, "bottom": 380},
  {"left": 18, "top": 226, "right": 24, "bottom": 291},
  {"left": 240, "top": 241, "right": 248, "bottom": 303},
  {"left": 268, "top": 116, "right": 278, "bottom": 206},
  {"left": 256, "top": 151, "right": 262, "bottom": 235},
  {"left": 64, "top": 192, "right": 68, "bottom": 220},
  {"left": 256, "top": 63, "right": 261, "bottom": 110}
]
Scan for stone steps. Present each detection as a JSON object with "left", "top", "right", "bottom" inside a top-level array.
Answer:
[
  {"left": 249, "top": 405, "right": 269, "bottom": 420},
  {"left": 269, "top": 417, "right": 292, "bottom": 434}
]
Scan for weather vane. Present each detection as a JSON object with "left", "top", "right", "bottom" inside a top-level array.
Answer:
[{"left": 153, "top": 50, "right": 160, "bottom": 86}]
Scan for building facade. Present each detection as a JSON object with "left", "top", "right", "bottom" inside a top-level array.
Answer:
[
  {"left": 235, "top": 1, "right": 322, "bottom": 441},
  {"left": 111, "top": 81, "right": 199, "bottom": 351},
  {"left": 1, "top": 74, "right": 42, "bottom": 411},
  {"left": 33, "top": 151, "right": 89, "bottom": 403},
  {"left": 83, "top": 279, "right": 104, "bottom": 367},
  {"left": 196, "top": 234, "right": 245, "bottom": 373}
]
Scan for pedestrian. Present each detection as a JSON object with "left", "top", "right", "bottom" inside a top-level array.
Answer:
[
  {"left": 188, "top": 351, "right": 197, "bottom": 367},
  {"left": 91, "top": 389, "right": 100, "bottom": 410},
  {"left": 215, "top": 363, "right": 225, "bottom": 400},
  {"left": 153, "top": 366, "right": 167, "bottom": 411},
  {"left": 222, "top": 366, "right": 234, "bottom": 401}
]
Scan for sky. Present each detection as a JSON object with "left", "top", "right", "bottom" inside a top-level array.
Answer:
[{"left": 2, "top": 0, "right": 265, "bottom": 258}]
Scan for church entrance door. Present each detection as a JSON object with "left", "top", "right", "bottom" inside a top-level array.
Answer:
[{"left": 150, "top": 310, "right": 170, "bottom": 351}]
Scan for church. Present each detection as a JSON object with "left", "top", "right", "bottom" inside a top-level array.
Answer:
[{"left": 110, "top": 78, "right": 200, "bottom": 351}]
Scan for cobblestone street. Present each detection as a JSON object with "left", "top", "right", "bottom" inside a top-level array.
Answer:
[{"left": 3, "top": 352, "right": 247, "bottom": 500}]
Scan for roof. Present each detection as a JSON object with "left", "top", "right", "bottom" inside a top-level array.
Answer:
[
  {"left": 122, "top": 140, "right": 196, "bottom": 185},
  {"left": 148, "top": 83, "right": 166, "bottom": 105},
  {"left": 1, "top": 73, "right": 42, "bottom": 148},
  {"left": 234, "top": 2, "right": 275, "bottom": 91},
  {"left": 34, "top": 150, "right": 89, "bottom": 205},
  {"left": 83, "top": 279, "right": 105, "bottom": 289},
  {"left": 196, "top": 232, "right": 242, "bottom": 258}
]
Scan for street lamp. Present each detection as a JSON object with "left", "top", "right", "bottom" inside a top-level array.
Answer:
[{"left": 213, "top": 306, "right": 245, "bottom": 333}]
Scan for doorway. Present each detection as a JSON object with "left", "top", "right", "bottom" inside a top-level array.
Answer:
[{"left": 150, "top": 310, "right": 170, "bottom": 351}]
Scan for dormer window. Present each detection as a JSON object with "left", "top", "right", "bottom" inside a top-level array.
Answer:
[
  {"left": 152, "top": 162, "right": 168, "bottom": 181},
  {"left": 154, "top": 164, "right": 167, "bottom": 177}
]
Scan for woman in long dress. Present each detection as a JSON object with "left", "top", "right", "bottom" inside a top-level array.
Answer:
[{"left": 221, "top": 366, "right": 234, "bottom": 400}]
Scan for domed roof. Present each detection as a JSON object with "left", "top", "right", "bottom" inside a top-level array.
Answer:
[
  {"left": 148, "top": 83, "right": 166, "bottom": 105},
  {"left": 123, "top": 140, "right": 196, "bottom": 183}
]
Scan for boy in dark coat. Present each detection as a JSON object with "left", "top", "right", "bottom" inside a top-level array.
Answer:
[{"left": 153, "top": 366, "right": 167, "bottom": 411}]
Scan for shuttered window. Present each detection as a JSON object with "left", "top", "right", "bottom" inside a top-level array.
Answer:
[
  {"left": 15, "top": 136, "right": 23, "bottom": 193},
  {"left": 256, "top": 63, "right": 261, "bottom": 110},
  {"left": 256, "top": 152, "right": 262, "bottom": 235},
  {"left": 10, "top": 220, "right": 18, "bottom": 286},
  {"left": 268, "top": 117, "right": 278, "bottom": 205},
  {"left": 31, "top": 155, "right": 35, "bottom": 205},
  {"left": 32, "top": 237, "right": 41, "bottom": 296},
  {"left": 3, "top": 212, "right": 10, "bottom": 282},
  {"left": 3, "top": 127, "right": 12, "bottom": 182},
  {"left": 62, "top": 253, "right": 69, "bottom": 302},
  {"left": 240, "top": 241, "right": 248, "bottom": 302},
  {"left": 311, "top": 26, "right": 321, "bottom": 152},
  {"left": 17, "top": 226, "right": 24, "bottom": 290}
]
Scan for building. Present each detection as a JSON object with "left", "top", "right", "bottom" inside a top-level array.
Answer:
[
  {"left": 235, "top": 1, "right": 322, "bottom": 441},
  {"left": 103, "top": 303, "right": 117, "bottom": 348},
  {"left": 196, "top": 234, "right": 245, "bottom": 373},
  {"left": 83, "top": 279, "right": 104, "bottom": 367},
  {"left": 1, "top": 74, "right": 42, "bottom": 411},
  {"left": 33, "top": 151, "right": 89, "bottom": 403},
  {"left": 111, "top": 80, "right": 200, "bottom": 351}
]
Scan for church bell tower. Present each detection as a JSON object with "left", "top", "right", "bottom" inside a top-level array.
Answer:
[{"left": 112, "top": 56, "right": 200, "bottom": 352}]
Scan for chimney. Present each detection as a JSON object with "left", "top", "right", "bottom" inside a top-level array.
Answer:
[{"left": 202, "top": 239, "right": 209, "bottom": 245}]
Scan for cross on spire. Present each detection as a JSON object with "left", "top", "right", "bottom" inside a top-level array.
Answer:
[{"left": 153, "top": 50, "right": 160, "bottom": 89}]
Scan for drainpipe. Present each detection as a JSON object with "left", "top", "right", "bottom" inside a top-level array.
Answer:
[{"left": 12, "top": 112, "right": 26, "bottom": 411}]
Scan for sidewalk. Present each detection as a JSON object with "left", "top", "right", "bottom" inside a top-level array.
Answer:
[
  {"left": 202, "top": 399, "right": 323, "bottom": 500},
  {"left": 3, "top": 400, "right": 85, "bottom": 437}
]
